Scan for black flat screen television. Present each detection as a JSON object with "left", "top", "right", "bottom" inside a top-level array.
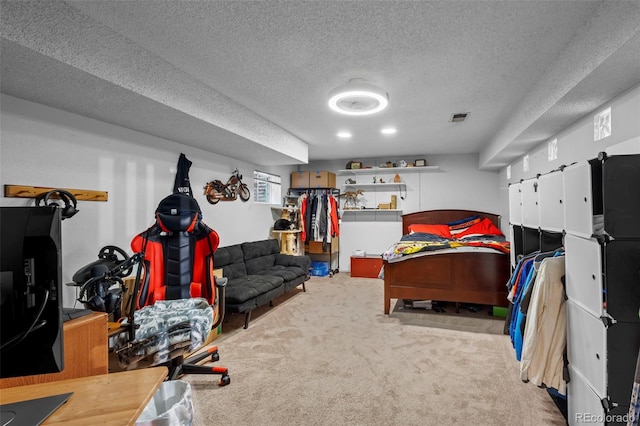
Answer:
[
  {"left": 0, "top": 206, "right": 72, "bottom": 425},
  {"left": 0, "top": 206, "right": 65, "bottom": 377}
]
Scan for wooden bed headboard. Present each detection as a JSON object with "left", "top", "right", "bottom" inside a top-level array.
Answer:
[{"left": 401, "top": 210, "right": 501, "bottom": 235}]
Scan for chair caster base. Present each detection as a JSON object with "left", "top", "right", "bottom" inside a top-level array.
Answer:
[{"left": 219, "top": 374, "right": 231, "bottom": 386}]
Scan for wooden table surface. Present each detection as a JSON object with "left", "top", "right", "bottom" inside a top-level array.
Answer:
[{"left": 0, "top": 367, "right": 168, "bottom": 425}]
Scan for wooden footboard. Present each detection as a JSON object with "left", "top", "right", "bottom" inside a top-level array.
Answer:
[{"left": 383, "top": 252, "right": 509, "bottom": 313}]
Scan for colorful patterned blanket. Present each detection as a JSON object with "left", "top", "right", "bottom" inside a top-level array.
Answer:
[
  {"left": 115, "top": 297, "right": 213, "bottom": 368},
  {"left": 382, "top": 232, "right": 510, "bottom": 262}
]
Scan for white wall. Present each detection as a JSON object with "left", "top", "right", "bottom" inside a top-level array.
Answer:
[
  {"left": 501, "top": 83, "right": 640, "bottom": 189},
  {"left": 306, "top": 154, "right": 502, "bottom": 270},
  {"left": 0, "top": 95, "right": 295, "bottom": 307}
]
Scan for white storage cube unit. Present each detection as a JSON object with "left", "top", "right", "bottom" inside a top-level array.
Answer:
[
  {"left": 537, "top": 170, "right": 564, "bottom": 232},
  {"left": 508, "top": 182, "right": 522, "bottom": 225},
  {"left": 564, "top": 161, "right": 596, "bottom": 239},
  {"left": 566, "top": 303, "right": 639, "bottom": 424},
  {"left": 520, "top": 177, "right": 540, "bottom": 228},
  {"left": 564, "top": 154, "right": 640, "bottom": 239},
  {"left": 564, "top": 234, "right": 604, "bottom": 318},
  {"left": 568, "top": 365, "right": 606, "bottom": 426},
  {"left": 566, "top": 300, "right": 607, "bottom": 399}
]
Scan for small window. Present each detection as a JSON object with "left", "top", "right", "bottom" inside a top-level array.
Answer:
[
  {"left": 253, "top": 171, "right": 281, "bottom": 204},
  {"left": 547, "top": 138, "right": 558, "bottom": 161},
  {"left": 593, "top": 107, "right": 611, "bottom": 141}
]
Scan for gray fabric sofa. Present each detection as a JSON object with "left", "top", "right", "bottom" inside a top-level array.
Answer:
[{"left": 213, "top": 239, "right": 311, "bottom": 328}]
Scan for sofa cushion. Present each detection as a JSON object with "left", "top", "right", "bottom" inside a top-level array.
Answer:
[
  {"left": 225, "top": 275, "right": 284, "bottom": 304},
  {"left": 214, "top": 244, "right": 247, "bottom": 279},
  {"left": 275, "top": 253, "right": 311, "bottom": 272},
  {"left": 253, "top": 265, "right": 303, "bottom": 282},
  {"left": 242, "top": 239, "right": 280, "bottom": 275}
]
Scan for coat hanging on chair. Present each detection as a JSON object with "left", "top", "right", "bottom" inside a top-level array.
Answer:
[{"left": 173, "top": 153, "right": 194, "bottom": 197}]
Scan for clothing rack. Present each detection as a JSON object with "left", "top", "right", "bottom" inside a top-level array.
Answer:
[{"left": 293, "top": 189, "right": 340, "bottom": 277}]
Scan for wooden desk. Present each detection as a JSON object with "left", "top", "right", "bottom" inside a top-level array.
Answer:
[
  {"left": 0, "top": 367, "right": 168, "bottom": 425},
  {"left": 0, "top": 312, "right": 108, "bottom": 388}
]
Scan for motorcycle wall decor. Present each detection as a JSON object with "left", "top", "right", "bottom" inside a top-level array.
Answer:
[{"left": 204, "top": 168, "right": 251, "bottom": 204}]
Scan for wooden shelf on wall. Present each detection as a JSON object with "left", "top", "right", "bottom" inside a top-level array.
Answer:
[
  {"left": 337, "top": 166, "right": 440, "bottom": 175},
  {"left": 4, "top": 185, "right": 108, "bottom": 202}
]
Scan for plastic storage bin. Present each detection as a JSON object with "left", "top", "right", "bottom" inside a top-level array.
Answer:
[{"left": 309, "top": 261, "right": 330, "bottom": 276}]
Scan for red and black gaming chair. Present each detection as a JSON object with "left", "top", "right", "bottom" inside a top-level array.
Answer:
[{"left": 129, "top": 193, "right": 230, "bottom": 385}]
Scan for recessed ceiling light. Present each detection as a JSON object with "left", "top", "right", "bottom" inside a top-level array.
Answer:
[
  {"left": 337, "top": 131, "right": 352, "bottom": 138},
  {"left": 328, "top": 79, "right": 389, "bottom": 116},
  {"left": 380, "top": 127, "right": 397, "bottom": 135}
]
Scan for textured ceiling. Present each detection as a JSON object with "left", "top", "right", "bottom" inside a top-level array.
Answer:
[{"left": 1, "top": 1, "right": 639, "bottom": 169}]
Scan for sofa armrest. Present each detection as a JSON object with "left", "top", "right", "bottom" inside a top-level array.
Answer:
[{"left": 275, "top": 254, "right": 311, "bottom": 271}]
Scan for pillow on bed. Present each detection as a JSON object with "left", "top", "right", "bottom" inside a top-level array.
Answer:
[
  {"left": 455, "top": 218, "right": 504, "bottom": 238},
  {"left": 447, "top": 215, "right": 481, "bottom": 236},
  {"left": 407, "top": 223, "right": 453, "bottom": 239}
]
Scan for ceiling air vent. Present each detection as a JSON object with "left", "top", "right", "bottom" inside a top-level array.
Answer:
[{"left": 450, "top": 113, "right": 469, "bottom": 123}]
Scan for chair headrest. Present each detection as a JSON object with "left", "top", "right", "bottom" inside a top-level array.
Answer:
[{"left": 155, "top": 193, "right": 201, "bottom": 233}]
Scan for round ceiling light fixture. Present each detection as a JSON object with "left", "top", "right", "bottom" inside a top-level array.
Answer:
[{"left": 328, "top": 79, "right": 388, "bottom": 116}]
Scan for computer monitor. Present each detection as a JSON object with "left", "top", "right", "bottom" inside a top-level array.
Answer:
[
  {"left": 0, "top": 206, "right": 72, "bottom": 424},
  {"left": 0, "top": 206, "right": 65, "bottom": 377}
]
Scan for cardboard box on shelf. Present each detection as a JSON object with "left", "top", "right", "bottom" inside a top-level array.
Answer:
[
  {"left": 291, "top": 171, "right": 310, "bottom": 188},
  {"left": 309, "top": 171, "right": 336, "bottom": 188}
]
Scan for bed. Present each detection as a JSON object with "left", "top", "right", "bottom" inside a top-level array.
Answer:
[{"left": 382, "top": 209, "right": 510, "bottom": 314}]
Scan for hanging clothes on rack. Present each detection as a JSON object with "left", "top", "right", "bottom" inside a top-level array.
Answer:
[
  {"left": 511, "top": 258, "right": 537, "bottom": 357},
  {"left": 290, "top": 187, "right": 340, "bottom": 276},
  {"left": 511, "top": 249, "right": 565, "bottom": 360},
  {"left": 298, "top": 193, "right": 308, "bottom": 243},
  {"left": 507, "top": 252, "right": 538, "bottom": 347},
  {"left": 329, "top": 194, "right": 340, "bottom": 238},
  {"left": 519, "top": 254, "right": 567, "bottom": 395},
  {"left": 317, "top": 192, "right": 328, "bottom": 245},
  {"left": 298, "top": 190, "right": 339, "bottom": 244}
]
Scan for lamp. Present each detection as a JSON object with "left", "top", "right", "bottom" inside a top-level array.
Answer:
[{"left": 328, "top": 79, "right": 388, "bottom": 116}]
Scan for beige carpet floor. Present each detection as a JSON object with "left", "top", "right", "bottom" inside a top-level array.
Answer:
[{"left": 186, "top": 275, "right": 566, "bottom": 425}]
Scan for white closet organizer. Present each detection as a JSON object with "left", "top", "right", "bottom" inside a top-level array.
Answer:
[
  {"left": 564, "top": 153, "right": 640, "bottom": 426},
  {"left": 537, "top": 170, "right": 564, "bottom": 233},
  {"left": 520, "top": 176, "right": 541, "bottom": 229},
  {"left": 508, "top": 152, "right": 640, "bottom": 426},
  {"left": 509, "top": 178, "right": 558, "bottom": 269},
  {"left": 508, "top": 182, "right": 523, "bottom": 226}
]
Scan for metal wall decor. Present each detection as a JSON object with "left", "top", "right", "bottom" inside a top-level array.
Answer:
[{"left": 203, "top": 168, "right": 250, "bottom": 204}]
